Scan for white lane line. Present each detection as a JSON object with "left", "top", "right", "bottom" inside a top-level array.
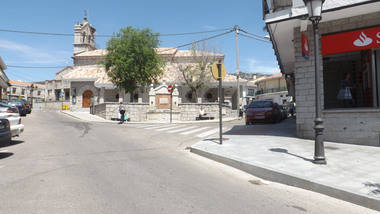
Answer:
[
  {"left": 166, "top": 126, "right": 198, "bottom": 133},
  {"left": 0, "top": 150, "right": 9, "bottom": 153},
  {"left": 155, "top": 125, "right": 186, "bottom": 131},
  {"left": 135, "top": 124, "right": 160, "bottom": 128},
  {"left": 180, "top": 126, "right": 210, "bottom": 135},
  {"left": 145, "top": 125, "right": 173, "bottom": 130},
  {"left": 197, "top": 128, "right": 219, "bottom": 138}
]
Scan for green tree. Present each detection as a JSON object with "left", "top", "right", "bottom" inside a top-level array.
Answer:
[{"left": 104, "top": 27, "right": 164, "bottom": 94}]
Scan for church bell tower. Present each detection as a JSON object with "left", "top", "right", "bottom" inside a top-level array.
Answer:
[{"left": 73, "top": 12, "right": 96, "bottom": 55}]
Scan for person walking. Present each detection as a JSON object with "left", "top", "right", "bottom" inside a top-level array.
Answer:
[{"left": 119, "top": 102, "right": 126, "bottom": 124}]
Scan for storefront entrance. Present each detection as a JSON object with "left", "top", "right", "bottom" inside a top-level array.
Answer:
[
  {"left": 82, "top": 90, "right": 93, "bottom": 108},
  {"left": 322, "top": 26, "right": 380, "bottom": 109}
]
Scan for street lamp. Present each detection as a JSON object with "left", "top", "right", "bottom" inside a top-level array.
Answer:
[{"left": 303, "top": 0, "right": 326, "bottom": 164}]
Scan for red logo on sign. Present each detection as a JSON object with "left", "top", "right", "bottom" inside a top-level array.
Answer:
[
  {"left": 302, "top": 33, "right": 310, "bottom": 59},
  {"left": 168, "top": 85, "right": 173, "bottom": 93},
  {"left": 322, "top": 26, "right": 380, "bottom": 56}
]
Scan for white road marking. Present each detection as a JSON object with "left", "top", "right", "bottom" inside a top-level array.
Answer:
[
  {"left": 145, "top": 125, "right": 173, "bottom": 130},
  {"left": 197, "top": 128, "right": 219, "bottom": 138},
  {"left": 166, "top": 126, "right": 198, "bottom": 133},
  {"left": 135, "top": 124, "right": 160, "bottom": 128},
  {"left": 180, "top": 127, "right": 210, "bottom": 135},
  {"left": 155, "top": 125, "right": 186, "bottom": 131},
  {"left": 0, "top": 150, "right": 9, "bottom": 153}
]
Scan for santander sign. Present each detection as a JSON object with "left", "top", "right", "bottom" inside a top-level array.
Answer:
[{"left": 321, "top": 26, "right": 380, "bottom": 56}]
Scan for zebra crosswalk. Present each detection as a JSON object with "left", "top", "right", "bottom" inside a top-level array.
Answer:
[{"left": 127, "top": 123, "right": 227, "bottom": 138}]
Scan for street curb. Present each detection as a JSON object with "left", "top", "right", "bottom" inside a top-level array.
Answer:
[{"left": 190, "top": 146, "right": 380, "bottom": 212}]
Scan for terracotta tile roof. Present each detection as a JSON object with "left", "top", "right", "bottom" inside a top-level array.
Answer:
[
  {"left": 9, "top": 80, "right": 45, "bottom": 88},
  {"left": 74, "top": 48, "right": 224, "bottom": 58},
  {"left": 251, "top": 73, "right": 283, "bottom": 84},
  {"left": 75, "top": 49, "right": 107, "bottom": 57},
  {"left": 62, "top": 65, "right": 105, "bottom": 80},
  {"left": 174, "top": 50, "right": 224, "bottom": 58},
  {"left": 63, "top": 48, "right": 230, "bottom": 86}
]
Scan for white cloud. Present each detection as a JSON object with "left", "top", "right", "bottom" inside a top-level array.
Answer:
[
  {"left": 0, "top": 40, "right": 71, "bottom": 65},
  {"left": 243, "top": 57, "right": 280, "bottom": 75}
]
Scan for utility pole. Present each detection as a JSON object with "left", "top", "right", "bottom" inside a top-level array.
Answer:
[{"left": 234, "top": 25, "right": 240, "bottom": 116}]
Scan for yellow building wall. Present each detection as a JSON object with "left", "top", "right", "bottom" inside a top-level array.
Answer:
[{"left": 257, "top": 77, "right": 287, "bottom": 91}]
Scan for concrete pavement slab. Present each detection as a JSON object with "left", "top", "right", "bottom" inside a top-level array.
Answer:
[{"left": 190, "top": 122, "right": 380, "bottom": 211}]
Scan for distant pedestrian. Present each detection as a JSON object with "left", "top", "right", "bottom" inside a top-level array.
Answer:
[
  {"left": 199, "top": 106, "right": 206, "bottom": 119},
  {"left": 239, "top": 104, "right": 243, "bottom": 120},
  {"left": 119, "top": 102, "right": 125, "bottom": 124},
  {"left": 289, "top": 102, "right": 295, "bottom": 117}
]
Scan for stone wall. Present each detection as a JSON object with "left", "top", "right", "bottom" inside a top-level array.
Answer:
[
  {"left": 93, "top": 102, "right": 150, "bottom": 122},
  {"left": 93, "top": 102, "right": 236, "bottom": 122},
  {"left": 294, "top": 12, "right": 380, "bottom": 146},
  {"left": 179, "top": 103, "right": 236, "bottom": 121},
  {"left": 33, "top": 101, "right": 71, "bottom": 110}
]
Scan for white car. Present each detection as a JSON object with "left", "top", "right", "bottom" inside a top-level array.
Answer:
[{"left": 0, "top": 103, "right": 24, "bottom": 138}]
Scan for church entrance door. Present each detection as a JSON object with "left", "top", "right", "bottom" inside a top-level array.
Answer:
[{"left": 82, "top": 90, "right": 93, "bottom": 108}]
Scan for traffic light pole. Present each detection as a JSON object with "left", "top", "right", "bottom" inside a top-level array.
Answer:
[
  {"left": 170, "top": 92, "right": 172, "bottom": 123},
  {"left": 235, "top": 25, "right": 240, "bottom": 116},
  {"left": 218, "top": 62, "right": 223, "bottom": 145}
]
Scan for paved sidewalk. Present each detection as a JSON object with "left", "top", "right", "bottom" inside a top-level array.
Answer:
[
  {"left": 60, "top": 111, "right": 119, "bottom": 123},
  {"left": 190, "top": 119, "right": 380, "bottom": 211},
  {"left": 60, "top": 110, "right": 237, "bottom": 124}
]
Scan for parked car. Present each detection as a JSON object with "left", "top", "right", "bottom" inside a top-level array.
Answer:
[
  {"left": 0, "top": 103, "right": 24, "bottom": 139},
  {"left": 13, "top": 99, "right": 31, "bottom": 114},
  {"left": 245, "top": 100, "right": 282, "bottom": 125},
  {"left": 8, "top": 100, "right": 27, "bottom": 116},
  {"left": 0, "top": 103, "right": 18, "bottom": 114},
  {"left": 0, "top": 119, "right": 11, "bottom": 144},
  {"left": 279, "top": 105, "right": 289, "bottom": 120}
]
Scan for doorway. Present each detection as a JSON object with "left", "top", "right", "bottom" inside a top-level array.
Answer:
[{"left": 82, "top": 90, "right": 93, "bottom": 108}]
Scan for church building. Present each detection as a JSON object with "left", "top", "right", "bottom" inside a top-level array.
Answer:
[{"left": 45, "top": 16, "right": 253, "bottom": 111}]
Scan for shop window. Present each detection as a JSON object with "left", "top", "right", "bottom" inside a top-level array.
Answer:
[{"left": 323, "top": 50, "right": 377, "bottom": 109}]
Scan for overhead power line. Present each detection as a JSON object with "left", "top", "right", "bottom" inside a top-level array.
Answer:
[
  {"left": 239, "top": 29, "right": 268, "bottom": 39},
  {"left": 158, "top": 29, "right": 234, "bottom": 53},
  {"left": 0, "top": 28, "right": 232, "bottom": 38},
  {"left": 0, "top": 29, "right": 73, "bottom": 37},
  {"left": 239, "top": 33, "right": 271, "bottom": 43},
  {"left": 7, "top": 65, "right": 68, "bottom": 69}
]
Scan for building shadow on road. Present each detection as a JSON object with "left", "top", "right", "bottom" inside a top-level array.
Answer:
[
  {"left": 223, "top": 118, "right": 296, "bottom": 138},
  {"left": 269, "top": 148, "right": 313, "bottom": 162},
  {"left": 0, "top": 140, "right": 25, "bottom": 148},
  {"left": 0, "top": 152, "right": 13, "bottom": 159}
]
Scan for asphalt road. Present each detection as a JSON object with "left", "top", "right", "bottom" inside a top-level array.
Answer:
[{"left": 0, "top": 111, "right": 377, "bottom": 214}]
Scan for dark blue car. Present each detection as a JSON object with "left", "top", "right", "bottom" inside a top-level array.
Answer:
[
  {"left": 0, "top": 119, "right": 11, "bottom": 144},
  {"left": 8, "top": 100, "right": 27, "bottom": 116}
]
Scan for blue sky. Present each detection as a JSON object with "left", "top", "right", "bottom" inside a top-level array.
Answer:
[{"left": 0, "top": 0, "right": 279, "bottom": 82}]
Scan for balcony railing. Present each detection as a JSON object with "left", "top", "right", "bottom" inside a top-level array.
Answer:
[{"left": 256, "top": 87, "right": 287, "bottom": 95}]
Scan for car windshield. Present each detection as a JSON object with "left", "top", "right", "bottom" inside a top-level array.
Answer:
[
  {"left": 249, "top": 101, "right": 273, "bottom": 108},
  {"left": 9, "top": 101, "right": 22, "bottom": 105},
  {"left": 0, "top": 103, "right": 10, "bottom": 108}
]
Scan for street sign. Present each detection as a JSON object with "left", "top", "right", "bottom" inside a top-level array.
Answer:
[
  {"left": 211, "top": 62, "right": 226, "bottom": 80},
  {"left": 168, "top": 85, "right": 173, "bottom": 93}
]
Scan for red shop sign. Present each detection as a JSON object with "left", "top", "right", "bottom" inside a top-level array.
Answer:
[{"left": 321, "top": 26, "right": 380, "bottom": 56}]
